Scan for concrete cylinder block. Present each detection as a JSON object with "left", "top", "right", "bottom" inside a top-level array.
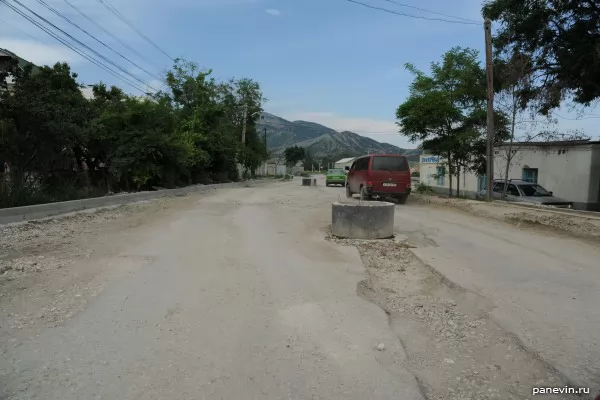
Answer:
[
  {"left": 331, "top": 201, "right": 395, "bottom": 239},
  {"left": 302, "top": 178, "right": 317, "bottom": 186}
]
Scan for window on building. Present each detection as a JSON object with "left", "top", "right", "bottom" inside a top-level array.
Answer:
[
  {"left": 522, "top": 168, "right": 538, "bottom": 183},
  {"left": 477, "top": 175, "right": 486, "bottom": 192},
  {"left": 436, "top": 166, "right": 445, "bottom": 186}
]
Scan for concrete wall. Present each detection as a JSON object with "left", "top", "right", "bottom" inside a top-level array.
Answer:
[
  {"left": 0, "top": 181, "right": 249, "bottom": 225},
  {"left": 494, "top": 144, "right": 600, "bottom": 210},
  {"left": 589, "top": 147, "right": 600, "bottom": 209},
  {"left": 257, "top": 163, "right": 298, "bottom": 176}
]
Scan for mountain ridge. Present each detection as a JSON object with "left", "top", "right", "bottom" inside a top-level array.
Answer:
[{"left": 257, "top": 112, "right": 420, "bottom": 161}]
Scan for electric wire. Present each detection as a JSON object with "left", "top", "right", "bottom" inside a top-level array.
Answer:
[
  {"left": 35, "top": 0, "right": 162, "bottom": 81},
  {"left": 63, "top": 0, "right": 164, "bottom": 72},
  {"left": 95, "top": 0, "right": 174, "bottom": 61},
  {"left": 1, "top": 0, "right": 150, "bottom": 93},
  {"left": 6, "top": 0, "right": 157, "bottom": 91},
  {"left": 379, "top": 0, "right": 479, "bottom": 23},
  {"left": 343, "top": 0, "right": 480, "bottom": 25}
]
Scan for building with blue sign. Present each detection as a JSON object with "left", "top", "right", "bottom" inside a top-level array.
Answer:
[
  {"left": 418, "top": 140, "right": 600, "bottom": 210},
  {"left": 419, "top": 154, "right": 482, "bottom": 197}
]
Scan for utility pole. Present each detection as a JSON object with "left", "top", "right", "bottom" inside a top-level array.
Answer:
[
  {"left": 263, "top": 127, "right": 267, "bottom": 147},
  {"left": 484, "top": 18, "right": 495, "bottom": 202},
  {"left": 241, "top": 104, "right": 248, "bottom": 146}
]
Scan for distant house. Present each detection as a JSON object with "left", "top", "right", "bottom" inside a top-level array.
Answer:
[
  {"left": 0, "top": 48, "right": 95, "bottom": 98},
  {"left": 1, "top": 48, "right": 45, "bottom": 91},
  {"left": 334, "top": 157, "right": 356, "bottom": 170}
]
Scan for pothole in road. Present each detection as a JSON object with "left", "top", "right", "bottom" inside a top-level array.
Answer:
[{"left": 326, "top": 234, "right": 572, "bottom": 400}]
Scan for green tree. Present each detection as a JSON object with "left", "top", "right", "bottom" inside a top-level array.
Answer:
[
  {"left": 217, "top": 77, "right": 267, "bottom": 177},
  {"left": 284, "top": 145, "right": 306, "bottom": 168},
  {"left": 0, "top": 55, "right": 268, "bottom": 207},
  {"left": 303, "top": 150, "right": 315, "bottom": 170},
  {"left": 0, "top": 61, "right": 91, "bottom": 206},
  {"left": 90, "top": 87, "right": 195, "bottom": 190},
  {"left": 162, "top": 59, "right": 267, "bottom": 182},
  {"left": 396, "top": 47, "right": 508, "bottom": 196},
  {"left": 482, "top": 0, "right": 600, "bottom": 114}
]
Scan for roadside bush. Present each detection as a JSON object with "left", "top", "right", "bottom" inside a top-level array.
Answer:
[{"left": 415, "top": 182, "right": 435, "bottom": 194}]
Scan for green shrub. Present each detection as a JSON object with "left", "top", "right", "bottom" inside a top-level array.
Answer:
[{"left": 415, "top": 182, "right": 435, "bottom": 194}]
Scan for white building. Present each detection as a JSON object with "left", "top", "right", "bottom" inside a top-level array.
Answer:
[
  {"left": 419, "top": 140, "right": 600, "bottom": 211},
  {"left": 494, "top": 140, "right": 600, "bottom": 211},
  {"left": 334, "top": 157, "right": 356, "bottom": 170},
  {"left": 419, "top": 154, "right": 482, "bottom": 197}
]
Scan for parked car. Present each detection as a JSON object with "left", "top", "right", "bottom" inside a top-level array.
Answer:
[
  {"left": 325, "top": 168, "right": 347, "bottom": 186},
  {"left": 475, "top": 179, "right": 573, "bottom": 208},
  {"left": 345, "top": 154, "right": 411, "bottom": 204}
]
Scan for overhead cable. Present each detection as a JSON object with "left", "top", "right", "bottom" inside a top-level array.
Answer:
[
  {"left": 343, "top": 0, "right": 480, "bottom": 25},
  {"left": 7, "top": 0, "right": 157, "bottom": 91},
  {"left": 1, "top": 0, "right": 150, "bottom": 93},
  {"left": 63, "top": 0, "right": 165, "bottom": 72},
  {"left": 96, "top": 0, "right": 174, "bottom": 61},
  {"left": 36, "top": 0, "right": 162, "bottom": 81},
  {"left": 380, "top": 0, "right": 479, "bottom": 23}
]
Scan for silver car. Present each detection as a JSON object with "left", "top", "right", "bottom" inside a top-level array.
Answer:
[{"left": 475, "top": 179, "right": 573, "bottom": 208}]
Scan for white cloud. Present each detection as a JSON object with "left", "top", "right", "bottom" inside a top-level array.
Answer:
[
  {"left": 265, "top": 8, "right": 281, "bottom": 16},
  {"left": 0, "top": 38, "right": 82, "bottom": 65}
]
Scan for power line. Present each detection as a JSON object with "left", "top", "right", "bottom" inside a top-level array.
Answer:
[
  {"left": 379, "top": 0, "right": 479, "bottom": 23},
  {"left": 63, "top": 0, "right": 164, "bottom": 73},
  {"left": 553, "top": 113, "right": 600, "bottom": 120},
  {"left": 34, "top": 0, "right": 162, "bottom": 81},
  {"left": 343, "top": 0, "right": 480, "bottom": 25},
  {"left": 6, "top": 0, "right": 157, "bottom": 91},
  {"left": 0, "top": 0, "right": 150, "bottom": 93},
  {"left": 95, "top": 0, "right": 174, "bottom": 61}
]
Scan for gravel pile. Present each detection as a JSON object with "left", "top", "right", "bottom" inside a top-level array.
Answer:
[{"left": 412, "top": 194, "right": 600, "bottom": 241}]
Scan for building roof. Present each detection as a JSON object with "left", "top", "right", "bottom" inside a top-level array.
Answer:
[
  {"left": 335, "top": 157, "right": 356, "bottom": 164},
  {"left": 498, "top": 139, "right": 600, "bottom": 147},
  {"left": 0, "top": 48, "right": 41, "bottom": 74}
]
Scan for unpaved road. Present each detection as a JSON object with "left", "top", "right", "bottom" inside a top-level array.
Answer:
[{"left": 1, "top": 177, "right": 599, "bottom": 399}]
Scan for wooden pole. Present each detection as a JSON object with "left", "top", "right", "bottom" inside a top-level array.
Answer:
[
  {"left": 484, "top": 18, "right": 495, "bottom": 201},
  {"left": 241, "top": 104, "right": 248, "bottom": 145}
]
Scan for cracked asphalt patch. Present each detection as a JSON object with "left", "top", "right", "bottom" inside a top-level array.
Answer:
[{"left": 326, "top": 233, "right": 574, "bottom": 400}]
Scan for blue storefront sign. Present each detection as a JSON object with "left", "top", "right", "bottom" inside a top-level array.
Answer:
[{"left": 421, "top": 155, "right": 440, "bottom": 163}]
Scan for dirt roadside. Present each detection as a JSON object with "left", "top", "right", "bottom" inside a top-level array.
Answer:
[
  {"left": 326, "top": 233, "right": 582, "bottom": 400},
  {"left": 0, "top": 192, "right": 212, "bottom": 346},
  {"left": 411, "top": 194, "right": 600, "bottom": 243}
]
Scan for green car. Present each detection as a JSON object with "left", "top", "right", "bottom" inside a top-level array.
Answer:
[{"left": 326, "top": 168, "right": 347, "bottom": 187}]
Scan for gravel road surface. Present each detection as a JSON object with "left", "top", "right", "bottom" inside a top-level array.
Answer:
[
  {"left": 1, "top": 177, "right": 599, "bottom": 399},
  {"left": 394, "top": 203, "right": 600, "bottom": 393},
  {"left": 1, "top": 181, "right": 423, "bottom": 400}
]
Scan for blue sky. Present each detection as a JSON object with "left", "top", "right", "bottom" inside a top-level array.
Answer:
[{"left": 1, "top": 0, "right": 598, "bottom": 148}]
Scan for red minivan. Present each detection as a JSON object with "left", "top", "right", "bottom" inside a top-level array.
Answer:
[{"left": 345, "top": 154, "right": 411, "bottom": 203}]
